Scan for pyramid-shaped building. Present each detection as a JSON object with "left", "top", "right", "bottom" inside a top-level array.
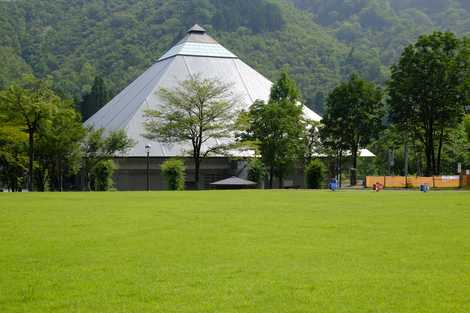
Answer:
[{"left": 85, "top": 25, "right": 322, "bottom": 190}]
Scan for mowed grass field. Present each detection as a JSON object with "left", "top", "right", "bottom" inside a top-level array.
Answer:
[{"left": 0, "top": 190, "right": 469, "bottom": 313}]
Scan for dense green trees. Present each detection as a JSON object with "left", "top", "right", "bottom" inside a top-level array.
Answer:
[
  {"left": 34, "top": 99, "right": 85, "bottom": 191},
  {"left": 464, "top": 115, "right": 470, "bottom": 142},
  {"left": 321, "top": 75, "right": 384, "bottom": 185},
  {"left": 316, "top": 31, "right": 469, "bottom": 181},
  {"left": 243, "top": 71, "right": 305, "bottom": 188},
  {"left": 0, "top": 75, "right": 134, "bottom": 191},
  {"left": 211, "top": 0, "right": 284, "bottom": 33},
  {"left": 319, "top": 33, "right": 470, "bottom": 180},
  {"left": 388, "top": 32, "right": 470, "bottom": 176},
  {"left": 0, "top": 75, "right": 58, "bottom": 190},
  {"left": 0, "top": 125, "right": 27, "bottom": 191}
]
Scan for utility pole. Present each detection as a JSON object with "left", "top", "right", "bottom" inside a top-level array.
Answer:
[
  {"left": 338, "top": 150, "right": 343, "bottom": 188},
  {"left": 145, "top": 144, "right": 151, "bottom": 191}
]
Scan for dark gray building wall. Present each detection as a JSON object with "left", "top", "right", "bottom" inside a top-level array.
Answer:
[
  {"left": 113, "top": 157, "right": 240, "bottom": 190},
  {"left": 112, "top": 157, "right": 307, "bottom": 191}
]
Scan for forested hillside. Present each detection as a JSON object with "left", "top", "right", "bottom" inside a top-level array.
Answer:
[{"left": 0, "top": 0, "right": 468, "bottom": 112}]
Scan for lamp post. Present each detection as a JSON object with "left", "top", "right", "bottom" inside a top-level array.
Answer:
[{"left": 145, "top": 144, "right": 151, "bottom": 191}]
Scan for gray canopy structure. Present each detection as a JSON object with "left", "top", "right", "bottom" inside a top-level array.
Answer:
[
  {"left": 85, "top": 24, "right": 322, "bottom": 158},
  {"left": 210, "top": 176, "right": 257, "bottom": 189}
]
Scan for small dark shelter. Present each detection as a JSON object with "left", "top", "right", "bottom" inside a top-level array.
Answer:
[{"left": 210, "top": 176, "right": 257, "bottom": 189}]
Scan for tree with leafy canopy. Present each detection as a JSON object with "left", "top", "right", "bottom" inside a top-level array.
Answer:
[
  {"left": 81, "top": 127, "right": 135, "bottom": 191},
  {"left": 144, "top": 74, "right": 238, "bottom": 189},
  {"left": 318, "top": 115, "right": 349, "bottom": 184},
  {"left": 247, "top": 158, "right": 266, "bottom": 188},
  {"left": 244, "top": 71, "right": 305, "bottom": 188},
  {"left": 304, "top": 119, "right": 324, "bottom": 161},
  {"left": 321, "top": 74, "right": 384, "bottom": 185},
  {"left": 388, "top": 32, "right": 470, "bottom": 176},
  {"left": 34, "top": 99, "right": 85, "bottom": 191},
  {"left": 0, "top": 123, "right": 28, "bottom": 191},
  {"left": 0, "top": 75, "right": 58, "bottom": 191}
]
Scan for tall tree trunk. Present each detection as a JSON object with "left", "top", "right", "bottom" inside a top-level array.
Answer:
[
  {"left": 413, "top": 139, "right": 421, "bottom": 176},
  {"left": 424, "top": 146, "right": 433, "bottom": 176},
  {"left": 86, "top": 168, "right": 92, "bottom": 191},
  {"left": 194, "top": 157, "right": 201, "bottom": 190},
  {"left": 27, "top": 129, "right": 34, "bottom": 191},
  {"left": 431, "top": 139, "right": 436, "bottom": 176},
  {"left": 424, "top": 127, "right": 434, "bottom": 176},
  {"left": 430, "top": 124, "right": 436, "bottom": 176},
  {"left": 58, "top": 159, "right": 64, "bottom": 192},
  {"left": 335, "top": 151, "right": 339, "bottom": 181},
  {"left": 60, "top": 170, "right": 63, "bottom": 192},
  {"left": 338, "top": 150, "right": 343, "bottom": 188},
  {"left": 436, "top": 127, "right": 444, "bottom": 175},
  {"left": 351, "top": 145, "right": 358, "bottom": 186},
  {"left": 404, "top": 141, "right": 409, "bottom": 187},
  {"left": 82, "top": 162, "right": 90, "bottom": 191},
  {"left": 269, "top": 165, "right": 274, "bottom": 189},
  {"left": 35, "top": 164, "right": 46, "bottom": 192}
]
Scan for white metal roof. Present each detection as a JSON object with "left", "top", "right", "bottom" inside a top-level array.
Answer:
[{"left": 85, "top": 25, "right": 362, "bottom": 157}]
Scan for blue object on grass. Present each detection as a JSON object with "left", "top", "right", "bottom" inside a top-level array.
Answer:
[{"left": 329, "top": 178, "right": 338, "bottom": 191}]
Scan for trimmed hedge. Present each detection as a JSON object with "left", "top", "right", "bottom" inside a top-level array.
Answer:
[
  {"left": 305, "top": 159, "right": 326, "bottom": 189},
  {"left": 161, "top": 159, "right": 185, "bottom": 190}
]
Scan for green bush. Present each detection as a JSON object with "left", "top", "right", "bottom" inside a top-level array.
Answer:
[
  {"left": 305, "top": 159, "right": 326, "bottom": 189},
  {"left": 161, "top": 159, "right": 185, "bottom": 190},
  {"left": 247, "top": 159, "right": 266, "bottom": 186},
  {"left": 92, "top": 159, "right": 116, "bottom": 191}
]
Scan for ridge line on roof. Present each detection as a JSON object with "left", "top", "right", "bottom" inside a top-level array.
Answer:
[
  {"left": 182, "top": 56, "right": 194, "bottom": 79},
  {"left": 88, "top": 60, "right": 167, "bottom": 127},
  {"left": 118, "top": 58, "right": 177, "bottom": 134},
  {"left": 102, "top": 59, "right": 173, "bottom": 130},
  {"left": 238, "top": 60, "right": 273, "bottom": 86},
  {"left": 232, "top": 59, "right": 255, "bottom": 104}
]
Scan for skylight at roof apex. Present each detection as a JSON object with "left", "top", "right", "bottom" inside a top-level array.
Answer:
[
  {"left": 158, "top": 26, "right": 238, "bottom": 60},
  {"left": 187, "top": 24, "right": 206, "bottom": 33},
  {"left": 158, "top": 42, "right": 238, "bottom": 60}
]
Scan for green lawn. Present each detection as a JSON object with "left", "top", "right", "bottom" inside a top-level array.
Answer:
[{"left": 1, "top": 190, "right": 469, "bottom": 313}]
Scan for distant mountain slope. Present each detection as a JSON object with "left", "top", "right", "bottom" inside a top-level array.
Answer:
[
  {"left": 0, "top": 0, "right": 468, "bottom": 112},
  {"left": 289, "top": 0, "right": 469, "bottom": 68}
]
